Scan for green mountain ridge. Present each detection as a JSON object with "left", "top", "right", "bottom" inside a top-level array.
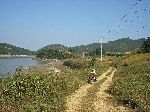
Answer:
[
  {"left": 73, "top": 38, "right": 146, "bottom": 53},
  {"left": 0, "top": 43, "right": 34, "bottom": 55},
  {"left": 0, "top": 37, "right": 147, "bottom": 55},
  {"left": 42, "top": 37, "right": 146, "bottom": 53}
]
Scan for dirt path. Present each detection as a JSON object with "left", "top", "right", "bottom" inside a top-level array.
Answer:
[
  {"left": 65, "top": 67, "right": 132, "bottom": 112},
  {"left": 93, "top": 68, "right": 132, "bottom": 112}
]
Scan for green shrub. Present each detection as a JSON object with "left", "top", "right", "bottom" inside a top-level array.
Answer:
[
  {"left": 15, "top": 66, "right": 23, "bottom": 76},
  {"left": 63, "top": 58, "right": 90, "bottom": 69}
]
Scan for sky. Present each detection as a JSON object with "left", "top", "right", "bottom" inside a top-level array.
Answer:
[{"left": 0, "top": 0, "right": 150, "bottom": 50}]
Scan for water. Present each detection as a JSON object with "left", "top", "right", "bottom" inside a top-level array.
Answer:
[{"left": 0, "top": 57, "right": 42, "bottom": 76}]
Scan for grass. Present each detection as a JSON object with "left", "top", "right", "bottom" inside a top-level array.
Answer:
[
  {"left": 0, "top": 57, "right": 109, "bottom": 112},
  {"left": 109, "top": 53, "right": 150, "bottom": 111}
]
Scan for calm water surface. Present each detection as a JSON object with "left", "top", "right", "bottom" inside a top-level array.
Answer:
[{"left": 0, "top": 57, "right": 41, "bottom": 76}]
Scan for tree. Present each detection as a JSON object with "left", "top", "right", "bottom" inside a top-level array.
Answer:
[
  {"left": 36, "top": 48, "right": 75, "bottom": 60},
  {"left": 141, "top": 37, "right": 150, "bottom": 53},
  {"left": 89, "top": 48, "right": 106, "bottom": 56},
  {"left": 68, "top": 47, "right": 75, "bottom": 53}
]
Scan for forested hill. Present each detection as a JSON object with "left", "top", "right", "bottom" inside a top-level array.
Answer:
[
  {"left": 1, "top": 37, "right": 146, "bottom": 55},
  {"left": 39, "top": 44, "right": 68, "bottom": 51},
  {"left": 38, "top": 38, "right": 146, "bottom": 53},
  {"left": 0, "top": 43, "right": 34, "bottom": 55},
  {"left": 73, "top": 38, "right": 146, "bottom": 53}
]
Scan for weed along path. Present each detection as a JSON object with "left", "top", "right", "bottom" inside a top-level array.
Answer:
[{"left": 65, "top": 67, "right": 132, "bottom": 112}]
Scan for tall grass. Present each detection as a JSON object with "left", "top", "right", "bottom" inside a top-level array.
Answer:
[{"left": 110, "top": 53, "right": 150, "bottom": 111}]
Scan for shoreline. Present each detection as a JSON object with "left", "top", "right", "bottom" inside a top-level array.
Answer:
[
  {"left": 0, "top": 55, "right": 35, "bottom": 58},
  {"left": 0, "top": 58, "right": 63, "bottom": 77}
]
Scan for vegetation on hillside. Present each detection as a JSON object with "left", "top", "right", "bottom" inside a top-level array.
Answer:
[
  {"left": 1, "top": 37, "right": 146, "bottom": 56},
  {"left": 69, "top": 37, "right": 145, "bottom": 53},
  {"left": 73, "top": 37, "right": 146, "bottom": 53},
  {"left": 109, "top": 53, "right": 150, "bottom": 111},
  {"left": 40, "top": 44, "right": 69, "bottom": 51},
  {"left": 89, "top": 48, "right": 105, "bottom": 56},
  {"left": 0, "top": 43, "right": 34, "bottom": 55},
  {"left": 36, "top": 48, "right": 75, "bottom": 60},
  {"left": 0, "top": 57, "right": 109, "bottom": 111},
  {"left": 140, "top": 37, "right": 150, "bottom": 53},
  {"left": 104, "top": 38, "right": 145, "bottom": 53}
]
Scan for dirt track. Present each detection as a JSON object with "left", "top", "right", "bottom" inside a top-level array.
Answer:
[{"left": 65, "top": 67, "right": 132, "bottom": 112}]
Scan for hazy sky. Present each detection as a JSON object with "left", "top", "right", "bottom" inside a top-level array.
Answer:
[{"left": 0, "top": 0, "right": 150, "bottom": 50}]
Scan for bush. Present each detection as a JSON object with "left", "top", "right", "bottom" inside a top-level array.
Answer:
[
  {"left": 140, "top": 37, "right": 150, "bottom": 53},
  {"left": 15, "top": 66, "right": 23, "bottom": 76},
  {"left": 63, "top": 58, "right": 90, "bottom": 69},
  {"left": 63, "top": 60, "right": 82, "bottom": 69}
]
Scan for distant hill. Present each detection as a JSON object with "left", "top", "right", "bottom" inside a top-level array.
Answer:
[
  {"left": 38, "top": 38, "right": 146, "bottom": 54},
  {"left": 2, "top": 37, "right": 144, "bottom": 56},
  {"left": 36, "top": 44, "right": 75, "bottom": 59},
  {"left": 73, "top": 37, "right": 146, "bottom": 53},
  {"left": 0, "top": 43, "right": 34, "bottom": 55},
  {"left": 39, "top": 44, "right": 69, "bottom": 51}
]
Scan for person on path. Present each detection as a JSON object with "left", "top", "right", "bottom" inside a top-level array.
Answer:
[
  {"left": 88, "top": 69, "right": 97, "bottom": 84},
  {"left": 90, "top": 69, "right": 96, "bottom": 78}
]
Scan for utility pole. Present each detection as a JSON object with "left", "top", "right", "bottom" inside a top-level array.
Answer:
[
  {"left": 100, "top": 37, "right": 103, "bottom": 62},
  {"left": 82, "top": 52, "right": 85, "bottom": 58}
]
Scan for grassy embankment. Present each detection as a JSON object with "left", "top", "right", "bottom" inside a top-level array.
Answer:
[
  {"left": 0, "top": 57, "right": 109, "bottom": 112},
  {"left": 110, "top": 53, "right": 150, "bottom": 111}
]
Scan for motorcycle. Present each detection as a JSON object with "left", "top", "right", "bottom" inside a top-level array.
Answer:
[{"left": 88, "top": 75, "right": 97, "bottom": 84}]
